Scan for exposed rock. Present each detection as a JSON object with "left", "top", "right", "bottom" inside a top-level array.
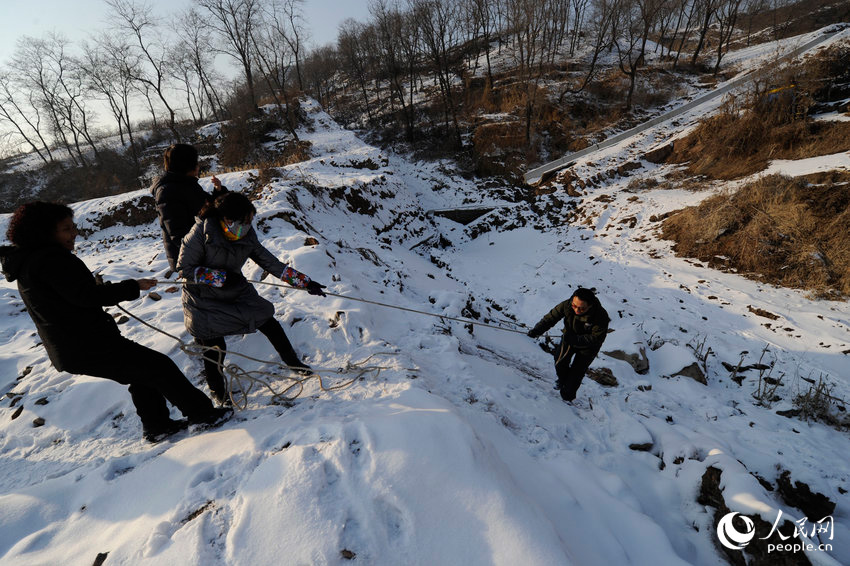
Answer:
[
  {"left": 92, "top": 552, "right": 109, "bottom": 566},
  {"left": 587, "top": 367, "right": 618, "bottom": 387},
  {"left": 748, "top": 305, "right": 780, "bottom": 320},
  {"left": 34, "top": 397, "right": 49, "bottom": 406},
  {"left": 673, "top": 362, "right": 707, "bottom": 385},
  {"left": 11, "top": 406, "right": 22, "bottom": 420},
  {"left": 776, "top": 470, "right": 835, "bottom": 521},
  {"left": 629, "top": 442, "right": 653, "bottom": 452},
  {"left": 147, "top": 291, "right": 162, "bottom": 301},
  {"left": 33, "top": 417, "right": 45, "bottom": 427},
  {"left": 644, "top": 142, "right": 674, "bottom": 163},
  {"left": 603, "top": 347, "right": 649, "bottom": 374},
  {"left": 699, "top": 466, "right": 811, "bottom": 566},
  {"left": 304, "top": 236, "right": 319, "bottom": 246}
]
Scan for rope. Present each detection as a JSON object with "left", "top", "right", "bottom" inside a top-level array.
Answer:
[
  {"left": 181, "top": 278, "right": 560, "bottom": 339},
  {"left": 116, "top": 304, "right": 408, "bottom": 410}
]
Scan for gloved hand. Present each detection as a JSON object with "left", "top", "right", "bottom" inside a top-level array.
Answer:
[
  {"left": 194, "top": 266, "right": 226, "bottom": 288},
  {"left": 527, "top": 327, "right": 542, "bottom": 339},
  {"left": 306, "top": 280, "right": 327, "bottom": 297}
]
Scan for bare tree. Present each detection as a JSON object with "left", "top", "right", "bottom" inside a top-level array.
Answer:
[
  {"left": 691, "top": 0, "right": 721, "bottom": 67},
  {"left": 714, "top": 0, "right": 742, "bottom": 73},
  {"left": 337, "top": 19, "right": 376, "bottom": 121},
  {"left": 272, "top": 0, "right": 309, "bottom": 92},
  {"left": 199, "top": 0, "right": 262, "bottom": 110},
  {"left": 106, "top": 0, "right": 181, "bottom": 140},
  {"left": 615, "top": 0, "right": 669, "bottom": 110},
  {"left": 251, "top": 2, "right": 301, "bottom": 136},
  {"left": 504, "top": 0, "right": 554, "bottom": 141},
  {"left": 560, "top": 0, "right": 617, "bottom": 101},
  {"left": 0, "top": 71, "right": 53, "bottom": 164},
  {"left": 371, "top": 0, "right": 416, "bottom": 141},
  {"left": 176, "top": 9, "right": 227, "bottom": 122},
  {"left": 11, "top": 34, "right": 98, "bottom": 166},
  {"left": 412, "top": 0, "right": 463, "bottom": 147},
  {"left": 81, "top": 35, "right": 141, "bottom": 168}
]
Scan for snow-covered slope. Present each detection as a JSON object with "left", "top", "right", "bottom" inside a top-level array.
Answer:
[{"left": 2, "top": 49, "right": 850, "bottom": 566}]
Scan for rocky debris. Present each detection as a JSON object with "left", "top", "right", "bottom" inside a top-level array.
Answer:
[
  {"left": 11, "top": 406, "right": 23, "bottom": 420},
  {"left": 587, "top": 367, "right": 618, "bottom": 387},
  {"left": 699, "top": 466, "right": 811, "bottom": 566},
  {"left": 340, "top": 549, "right": 356, "bottom": 560},
  {"left": 748, "top": 306, "right": 780, "bottom": 320},
  {"left": 776, "top": 470, "right": 835, "bottom": 521},
  {"left": 604, "top": 347, "right": 649, "bottom": 374},
  {"left": 629, "top": 442, "right": 653, "bottom": 451},
  {"left": 147, "top": 292, "right": 162, "bottom": 301},
  {"left": 92, "top": 552, "right": 109, "bottom": 566},
  {"left": 304, "top": 236, "right": 319, "bottom": 246},
  {"left": 673, "top": 362, "right": 706, "bottom": 385},
  {"left": 32, "top": 417, "right": 45, "bottom": 427}
]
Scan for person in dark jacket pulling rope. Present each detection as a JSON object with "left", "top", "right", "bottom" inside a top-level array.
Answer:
[
  {"left": 0, "top": 202, "right": 231, "bottom": 442},
  {"left": 527, "top": 288, "right": 610, "bottom": 402},
  {"left": 151, "top": 143, "right": 228, "bottom": 271},
  {"left": 177, "top": 192, "right": 327, "bottom": 405}
]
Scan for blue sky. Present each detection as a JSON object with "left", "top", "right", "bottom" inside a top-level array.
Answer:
[{"left": 0, "top": 0, "right": 371, "bottom": 65}]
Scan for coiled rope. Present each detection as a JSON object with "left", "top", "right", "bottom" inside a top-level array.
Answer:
[{"left": 116, "top": 304, "right": 408, "bottom": 411}]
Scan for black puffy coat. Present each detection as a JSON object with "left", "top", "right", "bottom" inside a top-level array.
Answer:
[
  {"left": 0, "top": 244, "right": 141, "bottom": 372},
  {"left": 151, "top": 172, "right": 226, "bottom": 270},
  {"left": 530, "top": 292, "right": 610, "bottom": 351}
]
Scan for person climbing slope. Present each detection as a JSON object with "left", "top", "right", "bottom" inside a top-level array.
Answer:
[{"left": 527, "top": 288, "right": 610, "bottom": 403}]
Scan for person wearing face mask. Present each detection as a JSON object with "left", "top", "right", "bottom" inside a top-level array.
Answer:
[
  {"left": 527, "top": 288, "right": 610, "bottom": 403},
  {"left": 0, "top": 202, "right": 231, "bottom": 442},
  {"left": 151, "top": 143, "right": 229, "bottom": 272},
  {"left": 177, "top": 192, "right": 327, "bottom": 405}
]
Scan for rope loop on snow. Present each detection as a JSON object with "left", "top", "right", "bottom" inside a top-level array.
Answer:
[{"left": 116, "top": 304, "right": 406, "bottom": 410}]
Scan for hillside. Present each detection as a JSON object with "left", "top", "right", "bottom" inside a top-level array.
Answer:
[{"left": 1, "top": 30, "right": 850, "bottom": 566}]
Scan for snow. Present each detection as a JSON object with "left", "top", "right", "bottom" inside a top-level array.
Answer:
[
  {"left": 764, "top": 151, "right": 850, "bottom": 177},
  {"left": 2, "top": 29, "right": 850, "bottom": 566}
]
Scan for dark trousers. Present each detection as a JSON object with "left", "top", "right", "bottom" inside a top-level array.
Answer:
[
  {"left": 554, "top": 341, "right": 598, "bottom": 402},
  {"left": 196, "top": 318, "right": 305, "bottom": 398},
  {"left": 64, "top": 337, "right": 214, "bottom": 429}
]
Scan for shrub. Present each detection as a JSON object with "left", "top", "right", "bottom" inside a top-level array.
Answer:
[{"left": 662, "top": 174, "right": 850, "bottom": 296}]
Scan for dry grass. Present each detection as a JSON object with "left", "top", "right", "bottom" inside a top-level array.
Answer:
[
  {"left": 661, "top": 174, "right": 850, "bottom": 297},
  {"left": 668, "top": 41, "right": 850, "bottom": 180}
]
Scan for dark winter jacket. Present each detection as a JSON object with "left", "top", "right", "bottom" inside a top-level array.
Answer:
[
  {"left": 177, "top": 218, "right": 291, "bottom": 340},
  {"left": 529, "top": 292, "right": 610, "bottom": 351},
  {"left": 151, "top": 172, "right": 227, "bottom": 270},
  {"left": 0, "top": 244, "right": 140, "bottom": 372}
]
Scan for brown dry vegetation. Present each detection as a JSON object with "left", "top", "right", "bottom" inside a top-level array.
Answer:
[
  {"left": 668, "top": 42, "right": 850, "bottom": 179},
  {"left": 661, "top": 174, "right": 850, "bottom": 297}
]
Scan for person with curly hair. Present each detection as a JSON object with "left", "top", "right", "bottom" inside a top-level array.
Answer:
[{"left": 0, "top": 201, "right": 231, "bottom": 442}]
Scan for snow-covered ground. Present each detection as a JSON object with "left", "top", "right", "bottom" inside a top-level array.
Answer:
[{"left": 2, "top": 31, "right": 850, "bottom": 566}]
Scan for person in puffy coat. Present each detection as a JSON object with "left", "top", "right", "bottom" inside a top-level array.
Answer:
[
  {"left": 177, "top": 192, "right": 327, "bottom": 405},
  {"left": 151, "top": 143, "right": 228, "bottom": 271},
  {"left": 527, "top": 288, "right": 610, "bottom": 403},
  {"left": 0, "top": 202, "right": 230, "bottom": 442}
]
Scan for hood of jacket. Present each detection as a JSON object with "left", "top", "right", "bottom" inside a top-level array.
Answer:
[
  {"left": 1, "top": 244, "right": 66, "bottom": 284},
  {"left": 1, "top": 245, "right": 26, "bottom": 282}
]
